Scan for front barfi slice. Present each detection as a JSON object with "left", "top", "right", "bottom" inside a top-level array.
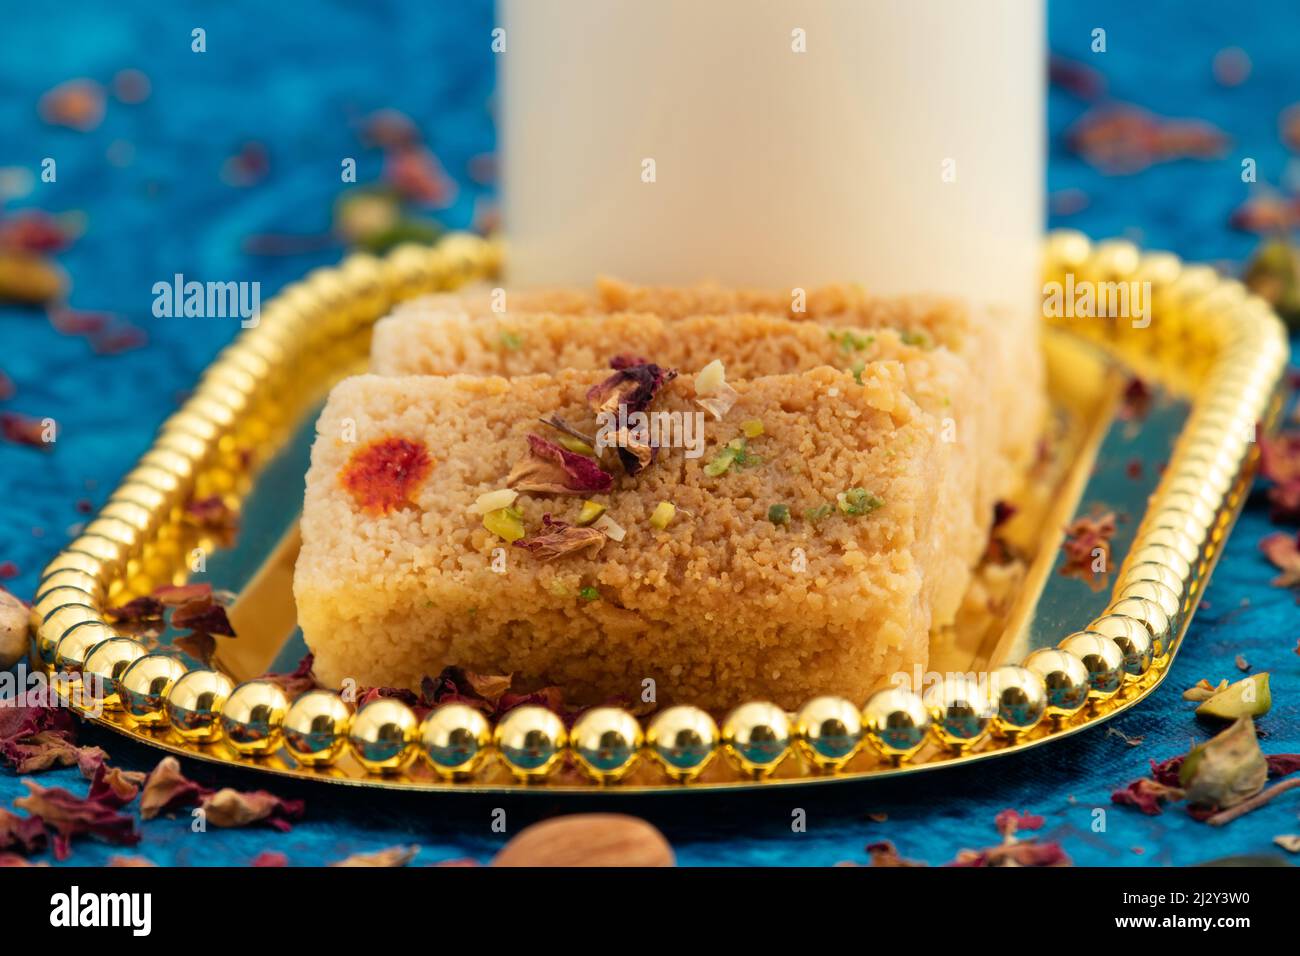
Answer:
[{"left": 294, "top": 364, "right": 960, "bottom": 711}]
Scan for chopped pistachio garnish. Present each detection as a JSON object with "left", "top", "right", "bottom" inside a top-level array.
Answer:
[
  {"left": 900, "top": 329, "right": 931, "bottom": 348},
  {"left": 1196, "top": 673, "right": 1272, "bottom": 720},
  {"left": 805, "top": 504, "right": 833, "bottom": 521},
  {"left": 576, "top": 500, "right": 607, "bottom": 526},
  {"left": 836, "top": 487, "right": 884, "bottom": 516},
  {"left": 592, "top": 513, "right": 627, "bottom": 542},
  {"left": 579, "top": 586, "right": 601, "bottom": 602},
  {"left": 768, "top": 504, "right": 791, "bottom": 526},
  {"left": 649, "top": 501, "right": 676, "bottom": 530},
  {"left": 850, "top": 361, "right": 865, "bottom": 385},
  {"left": 693, "top": 359, "right": 739, "bottom": 420},
  {"left": 741, "top": 419, "right": 765, "bottom": 438},
  {"left": 695, "top": 359, "right": 725, "bottom": 394},
  {"left": 704, "top": 446, "right": 738, "bottom": 476},
  {"left": 469, "top": 488, "right": 519, "bottom": 515},
  {"left": 556, "top": 434, "right": 596, "bottom": 457},
  {"left": 828, "top": 329, "right": 874, "bottom": 352},
  {"left": 483, "top": 505, "right": 526, "bottom": 542},
  {"left": 498, "top": 330, "right": 523, "bottom": 351}
]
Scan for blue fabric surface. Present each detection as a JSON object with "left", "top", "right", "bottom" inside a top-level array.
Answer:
[{"left": 1, "top": 0, "right": 1298, "bottom": 866}]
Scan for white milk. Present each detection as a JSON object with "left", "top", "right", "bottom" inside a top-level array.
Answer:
[{"left": 499, "top": 0, "right": 1043, "bottom": 312}]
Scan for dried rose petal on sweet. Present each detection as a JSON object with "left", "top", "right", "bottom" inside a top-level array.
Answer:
[
  {"left": 513, "top": 514, "right": 605, "bottom": 560},
  {"left": 15, "top": 779, "right": 140, "bottom": 860},
  {"left": 586, "top": 360, "right": 677, "bottom": 417},
  {"left": 200, "top": 788, "right": 304, "bottom": 832},
  {"left": 507, "top": 434, "right": 613, "bottom": 495},
  {"left": 252, "top": 850, "right": 289, "bottom": 867}
]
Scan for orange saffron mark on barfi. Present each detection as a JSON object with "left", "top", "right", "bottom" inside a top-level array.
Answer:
[{"left": 339, "top": 437, "right": 433, "bottom": 514}]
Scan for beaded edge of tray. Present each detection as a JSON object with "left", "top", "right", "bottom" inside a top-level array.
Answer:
[{"left": 27, "top": 232, "right": 1291, "bottom": 793}]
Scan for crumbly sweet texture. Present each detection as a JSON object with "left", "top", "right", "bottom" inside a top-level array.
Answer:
[
  {"left": 370, "top": 309, "right": 986, "bottom": 618},
  {"left": 295, "top": 366, "right": 958, "bottom": 710},
  {"left": 385, "top": 278, "right": 1044, "bottom": 504}
]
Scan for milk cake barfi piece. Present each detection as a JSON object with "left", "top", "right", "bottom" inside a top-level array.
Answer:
[{"left": 294, "top": 365, "right": 959, "bottom": 710}]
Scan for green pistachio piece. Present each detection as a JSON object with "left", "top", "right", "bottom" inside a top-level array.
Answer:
[{"left": 1196, "top": 672, "right": 1271, "bottom": 720}]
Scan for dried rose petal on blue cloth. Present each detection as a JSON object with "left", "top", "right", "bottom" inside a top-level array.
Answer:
[{"left": 14, "top": 779, "right": 141, "bottom": 861}]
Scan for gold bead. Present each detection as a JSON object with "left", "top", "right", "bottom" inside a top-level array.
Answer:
[
  {"left": 82, "top": 637, "right": 146, "bottom": 710},
  {"left": 166, "top": 669, "right": 235, "bottom": 742},
  {"left": 436, "top": 232, "right": 495, "bottom": 287},
  {"left": 862, "top": 687, "right": 930, "bottom": 760},
  {"left": 1135, "top": 525, "right": 1200, "bottom": 567},
  {"left": 988, "top": 665, "right": 1047, "bottom": 737},
  {"left": 570, "top": 707, "right": 643, "bottom": 783},
  {"left": 65, "top": 534, "right": 127, "bottom": 570},
  {"left": 1088, "top": 614, "right": 1155, "bottom": 679},
  {"left": 37, "top": 603, "right": 99, "bottom": 666},
  {"left": 1044, "top": 230, "right": 1091, "bottom": 277},
  {"left": 40, "top": 549, "right": 108, "bottom": 582},
  {"left": 721, "top": 701, "right": 792, "bottom": 777},
  {"left": 81, "top": 517, "right": 141, "bottom": 550},
  {"left": 644, "top": 705, "right": 718, "bottom": 782},
  {"left": 1108, "top": 596, "right": 1172, "bottom": 658},
  {"left": 1023, "top": 649, "right": 1090, "bottom": 718},
  {"left": 494, "top": 705, "right": 567, "bottom": 780},
  {"left": 793, "top": 695, "right": 863, "bottom": 769},
  {"left": 1057, "top": 631, "right": 1125, "bottom": 700},
  {"left": 419, "top": 703, "right": 491, "bottom": 779},
  {"left": 33, "top": 586, "right": 96, "bottom": 624},
  {"left": 349, "top": 698, "right": 419, "bottom": 773},
  {"left": 119, "top": 653, "right": 188, "bottom": 726},
  {"left": 1123, "top": 543, "right": 1192, "bottom": 584},
  {"left": 36, "top": 568, "right": 102, "bottom": 601},
  {"left": 54, "top": 621, "right": 115, "bottom": 674},
  {"left": 923, "top": 677, "right": 994, "bottom": 751},
  {"left": 281, "top": 690, "right": 353, "bottom": 767},
  {"left": 219, "top": 680, "right": 289, "bottom": 756},
  {"left": 385, "top": 242, "right": 442, "bottom": 301},
  {"left": 1118, "top": 579, "right": 1182, "bottom": 629}
]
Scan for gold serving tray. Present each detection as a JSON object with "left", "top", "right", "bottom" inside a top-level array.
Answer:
[{"left": 31, "top": 232, "right": 1290, "bottom": 794}]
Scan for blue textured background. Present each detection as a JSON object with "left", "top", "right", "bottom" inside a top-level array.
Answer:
[{"left": 1, "top": 0, "right": 1297, "bottom": 866}]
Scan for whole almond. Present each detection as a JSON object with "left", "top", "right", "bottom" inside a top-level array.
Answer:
[
  {"left": 491, "top": 813, "right": 674, "bottom": 867},
  {"left": 0, "top": 588, "right": 29, "bottom": 670}
]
